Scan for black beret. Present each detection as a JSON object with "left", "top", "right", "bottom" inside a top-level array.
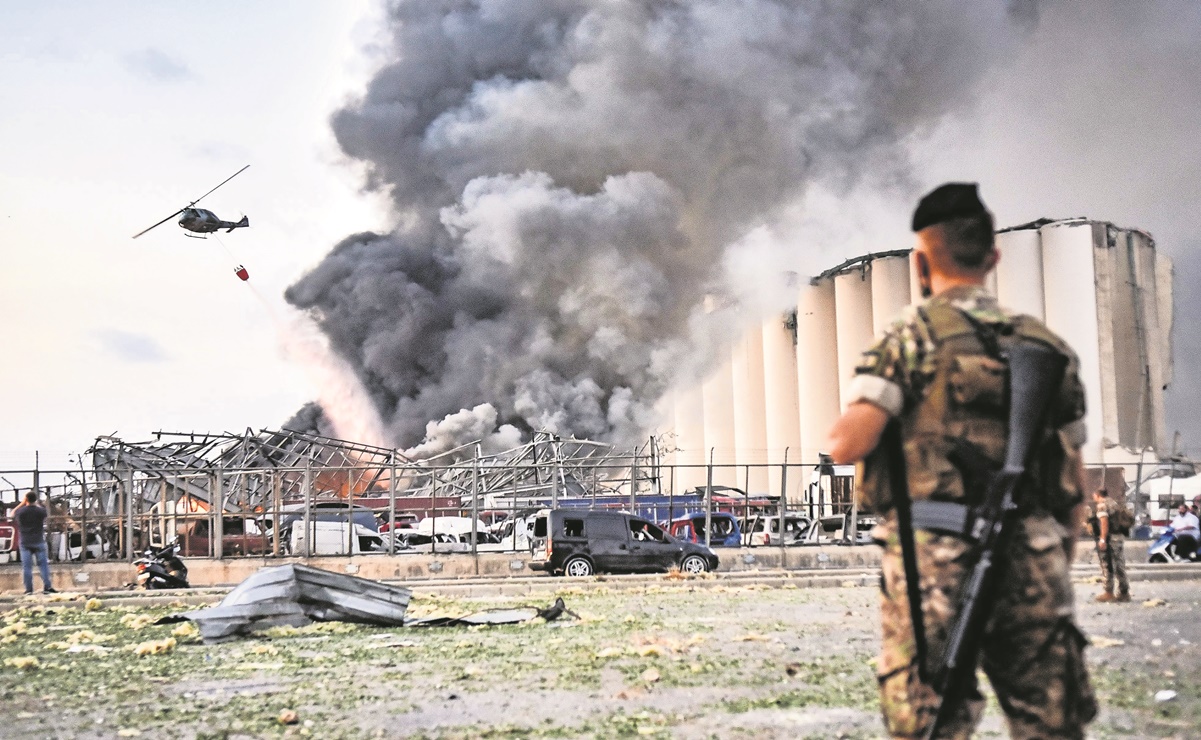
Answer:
[{"left": 911, "top": 182, "right": 988, "bottom": 232}]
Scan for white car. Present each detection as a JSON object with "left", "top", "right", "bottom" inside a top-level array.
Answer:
[{"left": 741, "top": 515, "right": 811, "bottom": 547}]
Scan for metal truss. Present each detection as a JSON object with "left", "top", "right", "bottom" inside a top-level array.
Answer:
[{"left": 86, "top": 428, "right": 663, "bottom": 514}]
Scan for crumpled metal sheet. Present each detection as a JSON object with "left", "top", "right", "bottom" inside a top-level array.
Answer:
[
  {"left": 177, "top": 563, "right": 412, "bottom": 642},
  {"left": 167, "top": 565, "right": 573, "bottom": 642}
]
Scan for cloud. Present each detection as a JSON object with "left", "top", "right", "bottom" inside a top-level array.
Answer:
[
  {"left": 122, "top": 48, "right": 194, "bottom": 83},
  {"left": 94, "top": 329, "right": 169, "bottom": 363}
]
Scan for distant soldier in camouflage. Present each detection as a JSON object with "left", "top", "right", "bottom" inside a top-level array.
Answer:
[
  {"left": 828, "top": 183, "right": 1097, "bottom": 739},
  {"left": 1090, "top": 489, "right": 1130, "bottom": 602}
]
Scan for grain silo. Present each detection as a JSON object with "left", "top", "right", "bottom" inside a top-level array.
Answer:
[{"left": 665, "top": 217, "right": 1174, "bottom": 495}]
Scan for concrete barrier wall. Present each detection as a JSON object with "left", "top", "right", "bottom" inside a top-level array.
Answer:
[{"left": 0, "top": 541, "right": 1146, "bottom": 594}]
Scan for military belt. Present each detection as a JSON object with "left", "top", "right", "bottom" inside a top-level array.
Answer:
[{"left": 910, "top": 500, "right": 980, "bottom": 543}]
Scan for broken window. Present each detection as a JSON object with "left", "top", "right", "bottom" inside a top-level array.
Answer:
[
  {"left": 631, "top": 519, "right": 668, "bottom": 543},
  {"left": 563, "top": 518, "right": 585, "bottom": 537}
]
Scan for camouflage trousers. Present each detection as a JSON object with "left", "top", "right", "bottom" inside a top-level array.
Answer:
[
  {"left": 876, "top": 514, "right": 1097, "bottom": 739},
  {"left": 1097, "top": 534, "right": 1129, "bottom": 595}
]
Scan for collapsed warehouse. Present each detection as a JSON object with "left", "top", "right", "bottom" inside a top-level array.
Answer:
[
  {"left": 0, "top": 424, "right": 856, "bottom": 564},
  {"left": 73, "top": 428, "right": 661, "bottom": 559}
]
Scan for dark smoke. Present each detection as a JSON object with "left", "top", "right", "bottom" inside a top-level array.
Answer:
[{"left": 287, "top": 0, "right": 1036, "bottom": 451}]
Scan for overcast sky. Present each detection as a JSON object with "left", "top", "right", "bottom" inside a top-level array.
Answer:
[{"left": 0, "top": 2, "right": 390, "bottom": 471}]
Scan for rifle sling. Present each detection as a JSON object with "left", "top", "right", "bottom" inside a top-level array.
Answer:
[{"left": 883, "top": 421, "right": 930, "bottom": 682}]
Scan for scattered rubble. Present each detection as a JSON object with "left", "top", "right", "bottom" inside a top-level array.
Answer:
[
  {"left": 1091, "top": 636, "right": 1126, "bottom": 648},
  {"left": 166, "top": 564, "right": 573, "bottom": 642}
]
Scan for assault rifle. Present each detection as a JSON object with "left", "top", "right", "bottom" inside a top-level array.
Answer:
[{"left": 924, "top": 340, "right": 1067, "bottom": 740}]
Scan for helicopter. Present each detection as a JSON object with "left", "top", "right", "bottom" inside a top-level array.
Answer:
[{"left": 132, "top": 165, "right": 250, "bottom": 239}]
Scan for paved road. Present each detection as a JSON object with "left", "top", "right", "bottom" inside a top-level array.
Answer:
[{"left": 2, "top": 562, "right": 1196, "bottom": 609}]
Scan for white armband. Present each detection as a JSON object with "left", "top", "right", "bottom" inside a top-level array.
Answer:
[{"left": 844, "top": 374, "right": 903, "bottom": 417}]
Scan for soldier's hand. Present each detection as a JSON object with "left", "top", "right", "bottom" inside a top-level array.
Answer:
[{"left": 1098, "top": 540, "right": 1107, "bottom": 550}]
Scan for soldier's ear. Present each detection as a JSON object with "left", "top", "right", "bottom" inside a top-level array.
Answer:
[{"left": 915, "top": 252, "right": 933, "bottom": 298}]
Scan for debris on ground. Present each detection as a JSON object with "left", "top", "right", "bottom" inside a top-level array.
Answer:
[
  {"left": 4, "top": 656, "right": 39, "bottom": 670},
  {"left": 404, "top": 597, "right": 576, "bottom": 627},
  {"left": 164, "top": 564, "right": 574, "bottom": 642},
  {"left": 171, "top": 622, "right": 198, "bottom": 639},
  {"left": 130, "top": 638, "right": 176, "bottom": 656},
  {"left": 167, "top": 564, "right": 412, "bottom": 643},
  {"left": 1091, "top": 636, "right": 1126, "bottom": 648},
  {"left": 1154, "top": 689, "right": 1178, "bottom": 702},
  {"left": 120, "top": 614, "right": 154, "bottom": 630}
]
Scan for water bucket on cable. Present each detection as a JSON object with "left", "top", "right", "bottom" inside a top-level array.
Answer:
[{"left": 234, "top": 265, "right": 249, "bottom": 281}]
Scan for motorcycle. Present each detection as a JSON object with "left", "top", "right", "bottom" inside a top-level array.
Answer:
[
  {"left": 134, "top": 540, "right": 190, "bottom": 589},
  {"left": 1147, "top": 526, "right": 1201, "bottom": 563}
]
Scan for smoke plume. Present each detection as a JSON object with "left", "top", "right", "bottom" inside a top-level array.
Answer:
[{"left": 287, "top": 0, "right": 1038, "bottom": 452}]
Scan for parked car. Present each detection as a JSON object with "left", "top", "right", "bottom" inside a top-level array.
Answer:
[
  {"left": 276, "top": 503, "right": 384, "bottom": 555},
  {"left": 529, "top": 509, "right": 719, "bottom": 576},
  {"left": 666, "top": 512, "right": 742, "bottom": 547},
  {"left": 148, "top": 497, "right": 272, "bottom": 557},
  {"left": 794, "top": 513, "right": 876, "bottom": 546},
  {"left": 203, "top": 517, "right": 273, "bottom": 556},
  {"left": 0, "top": 522, "right": 14, "bottom": 564},
  {"left": 398, "top": 531, "right": 467, "bottom": 553},
  {"left": 289, "top": 519, "right": 385, "bottom": 555},
  {"left": 404, "top": 517, "right": 503, "bottom": 552},
  {"left": 376, "top": 511, "right": 419, "bottom": 533},
  {"left": 48, "top": 530, "right": 109, "bottom": 561},
  {"left": 740, "top": 514, "right": 812, "bottom": 547},
  {"left": 492, "top": 509, "right": 542, "bottom": 552},
  {"left": 478, "top": 510, "right": 512, "bottom": 534}
]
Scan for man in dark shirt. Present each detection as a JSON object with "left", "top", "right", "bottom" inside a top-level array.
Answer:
[{"left": 14, "top": 490, "right": 55, "bottom": 594}]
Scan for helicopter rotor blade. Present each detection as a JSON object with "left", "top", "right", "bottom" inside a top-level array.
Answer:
[
  {"left": 189, "top": 164, "right": 249, "bottom": 207},
  {"left": 132, "top": 208, "right": 187, "bottom": 239}
]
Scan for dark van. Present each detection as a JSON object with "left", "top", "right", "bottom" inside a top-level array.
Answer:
[{"left": 529, "top": 509, "right": 719, "bottom": 577}]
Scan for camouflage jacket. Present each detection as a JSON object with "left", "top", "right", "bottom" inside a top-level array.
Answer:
[
  {"left": 1088, "top": 498, "right": 1110, "bottom": 541},
  {"left": 850, "top": 285, "right": 1088, "bottom": 519}
]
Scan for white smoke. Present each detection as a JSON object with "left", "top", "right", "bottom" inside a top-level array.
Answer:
[{"left": 402, "top": 403, "right": 522, "bottom": 459}]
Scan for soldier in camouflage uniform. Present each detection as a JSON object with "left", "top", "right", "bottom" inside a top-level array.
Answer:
[
  {"left": 1090, "top": 489, "right": 1130, "bottom": 602},
  {"left": 828, "top": 183, "right": 1097, "bottom": 739}
]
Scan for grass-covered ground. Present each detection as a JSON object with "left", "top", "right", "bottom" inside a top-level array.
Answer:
[{"left": 0, "top": 578, "right": 1195, "bottom": 739}]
